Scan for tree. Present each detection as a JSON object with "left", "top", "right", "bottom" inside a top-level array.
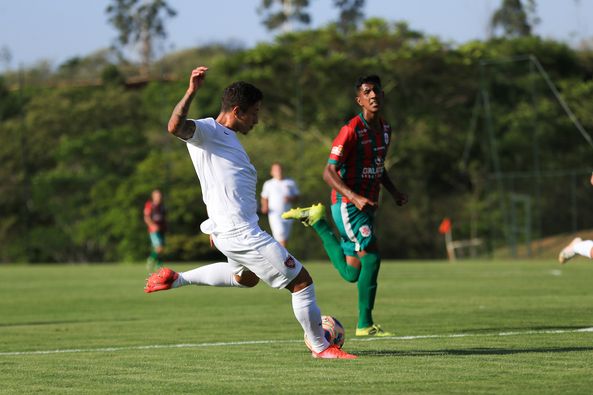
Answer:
[
  {"left": 490, "top": 0, "right": 539, "bottom": 38},
  {"left": 258, "top": 0, "right": 311, "bottom": 32},
  {"left": 333, "top": 0, "right": 365, "bottom": 34},
  {"left": 0, "top": 46, "right": 11, "bottom": 71},
  {"left": 106, "top": 0, "right": 176, "bottom": 76}
]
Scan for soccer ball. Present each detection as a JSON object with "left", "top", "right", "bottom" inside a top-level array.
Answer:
[{"left": 304, "top": 315, "right": 346, "bottom": 351}]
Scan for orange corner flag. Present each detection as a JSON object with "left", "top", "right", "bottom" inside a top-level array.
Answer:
[{"left": 438, "top": 217, "right": 452, "bottom": 234}]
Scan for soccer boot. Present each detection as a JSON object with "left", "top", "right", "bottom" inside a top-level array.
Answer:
[
  {"left": 355, "top": 324, "right": 394, "bottom": 337},
  {"left": 282, "top": 203, "right": 325, "bottom": 226},
  {"left": 558, "top": 237, "right": 582, "bottom": 264},
  {"left": 312, "top": 344, "right": 357, "bottom": 359},
  {"left": 144, "top": 267, "right": 179, "bottom": 293}
]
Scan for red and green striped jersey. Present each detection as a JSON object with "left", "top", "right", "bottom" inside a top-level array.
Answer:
[{"left": 327, "top": 113, "right": 392, "bottom": 204}]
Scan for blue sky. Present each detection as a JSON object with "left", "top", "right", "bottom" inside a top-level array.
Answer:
[{"left": 0, "top": 0, "right": 591, "bottom": 68}]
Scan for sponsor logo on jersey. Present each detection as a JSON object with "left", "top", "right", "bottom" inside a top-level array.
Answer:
[
  {"left": 360, "top": 225, "right": 372, "bottom": 238},
  {"left": 360, "top": 139, "right": 372, "bottom": 145},
  {"left": 361, "top": 166, "right": 384, "bottom": 178},
  {"left": 356, "top": 128, "right": 368, "bottom": 138},
  {"left": 284, "top": 256, "right": 296, "bottom": 269},
  {"left": 331, "top": 145, "right": 343, "bottom": 157}
]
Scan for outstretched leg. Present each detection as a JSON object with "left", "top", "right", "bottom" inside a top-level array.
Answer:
[
  {"left": 144, "top": 263, "right": 258, "bottom": 293},
  {"left": 559, "top": 237, "right": 593, "bottom": 264},
  {"left": 283, "top": 204, "right": 360, "bottom": 282}
]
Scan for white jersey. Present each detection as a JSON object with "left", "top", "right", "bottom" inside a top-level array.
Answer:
[
  {"left": 261, "top": 178, "right": 299, "bottom": 214},
  {"left": 185, "top": 118, "right": 259, "bottom": 234}
]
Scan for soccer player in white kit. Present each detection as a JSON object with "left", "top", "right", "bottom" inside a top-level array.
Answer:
[
  {"left": 144, "top": 66, "right": 356, "bottom": 359},
  {"left": 261, "top": 163, "right": 299, "bottom": 247},
  {"left": 558, "top": 173, "right": 593, "bottom": 264}
]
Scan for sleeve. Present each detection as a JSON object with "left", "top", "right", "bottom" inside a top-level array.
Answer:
[
  {"left": 328, "top": 125, "right": 356, "bottom": 167},
  {"left": 288, "top": 179, "right": 299, "bottom": 196},
  {"left": 261, "top": 180, "right": 270, "bottom": 198},
  {"left": 143, "top": 201, "right": 152, "bottom": 217},
  {"left": 184, "top": 119, "right": 208, "bottom": 146}
]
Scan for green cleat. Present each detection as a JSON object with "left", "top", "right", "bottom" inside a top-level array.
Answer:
[
  {"left": 282, "top": 203, "right": 325, "bottom": 226},
  {"left": 355, "top": 324, "right": 394, "bottom": 337}
]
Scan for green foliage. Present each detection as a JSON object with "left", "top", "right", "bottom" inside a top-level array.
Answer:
[
  {"left": 258, "top": 0, "right": 311, "bottom": 31},
  {"left": 333, "top": 0, "right": 366, "bottom": 34},
  {"left": 106, "top": 0, "right": 177, "bottom": 74},
  {"left": 1, "top": 19, "right": 592, "bottom": 262},
  {"left": 490, "top": 0, "right": 538, "bottom": 38}
]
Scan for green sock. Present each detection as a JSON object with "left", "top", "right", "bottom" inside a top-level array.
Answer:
[
  {"left": 312, "top": 219, "right": 360, "bottom": 282},
  {"left": 357, "top": 252, "right": 381, "bottom": 328},
  {"left": 146, "top": 252, "right": 158, "bottom": 272}
]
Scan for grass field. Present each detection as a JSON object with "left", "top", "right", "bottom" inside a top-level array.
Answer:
[{"left": 1, "top": 259, "right": 593, "bottom": 394}]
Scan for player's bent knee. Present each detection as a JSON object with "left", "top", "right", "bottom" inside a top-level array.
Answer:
[
  {"left": 343, "top": 271, "right": 359, "bottom": 283},
  {"left": 236, "top": 272, "right": 259, "bottom": 288},
  {"left": 285, "top": 267, "right": 313, "bottom": 293}
]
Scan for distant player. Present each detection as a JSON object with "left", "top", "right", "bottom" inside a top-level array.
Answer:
[
  {"left": 284, "top": 75, "right": 408, "bottom": 337},
  {"left": 144, "top": 189, "right": 166, "bottom": 272},
  {"left": 261, "top": 162, "right": 299, "bottom": 247},
  {"left": 144, "top": 66, "right": 356, "bottom": 359},
  {"left": 558, "top": 173, "right": 593, "bottom": 264}
]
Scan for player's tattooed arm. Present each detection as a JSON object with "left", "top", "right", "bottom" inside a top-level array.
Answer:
[
  {"left": 167, "top": 66, "right": 208, "bottom": 140},
  {"left": 167, "top": 90, "right": 197, "bottom": 139}
]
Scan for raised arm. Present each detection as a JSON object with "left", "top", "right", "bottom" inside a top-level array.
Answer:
[{"left": 167, "top": 66, "right": 208, "bottom": 140}]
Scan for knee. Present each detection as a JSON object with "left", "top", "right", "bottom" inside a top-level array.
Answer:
[
  {"left": 286, "top": 267, "right": 313, "bottom": 293},
  {"left": 344, "top": 272, "right": 360, "bottom": 283},
  {"left": 236, "top": 272, "right": 260, "bottom": 288}
]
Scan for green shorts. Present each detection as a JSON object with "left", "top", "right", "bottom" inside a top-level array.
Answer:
[
  {"left": 149, "top": 231, "right": 165, "bottom": 249},
  {"left": 330, "top": 202, "right": 376, "bottom": 257}
]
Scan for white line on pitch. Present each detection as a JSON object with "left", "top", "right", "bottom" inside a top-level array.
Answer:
[{"left": 1, "top": 327, "right": 592, "bottom": 357}]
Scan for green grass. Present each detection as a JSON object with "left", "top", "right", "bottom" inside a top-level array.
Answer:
[{"left": 1, "top": 260, "right": 593, "bottom": 394}]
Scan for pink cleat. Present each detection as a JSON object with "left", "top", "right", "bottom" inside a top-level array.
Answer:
[
  {"left": 144, "top": 267, "right": 179, "bottom": 293},
  {"left": 312, "top": 344, "right": 357, "bottom": 359}
]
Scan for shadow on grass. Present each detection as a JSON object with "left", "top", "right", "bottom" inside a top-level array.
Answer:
[
  {"left": 458, "top": 325, "right": 593, "bottom": 333},
  {"left": 355, "top": 346, "right": 593, "bottom": 357},
  {"left": 0, "top": 318, "right": 139, "bottom": 328}
]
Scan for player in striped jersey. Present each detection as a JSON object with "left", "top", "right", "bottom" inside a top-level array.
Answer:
[{"left": 284, "top": 75, "right": 408, "bottom": 336}]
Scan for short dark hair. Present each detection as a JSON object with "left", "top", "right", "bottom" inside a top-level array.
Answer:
[
  {"left": 221, "top": 81, "right": 263, "bottom": 112},
  {"left": 355, "top": 75, "right": 382, "bottom": 92}
]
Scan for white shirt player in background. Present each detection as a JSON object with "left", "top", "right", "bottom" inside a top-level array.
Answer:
[
  {"left": 261, "top": 163, "right": 299, "bottom": 247},
  {"left": 143, "top": 65, "right": 356, "bottom": 359},
  {"left": 558, "top": 173, "right": 593, "bottom": 264}
]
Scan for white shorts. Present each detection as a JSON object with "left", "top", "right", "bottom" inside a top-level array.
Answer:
[
  {"left": 212, "top": 224, "right": 302, "bottom": 289},
  {"left": 268, "top": 213, "right": 294, "bottom": 242}
]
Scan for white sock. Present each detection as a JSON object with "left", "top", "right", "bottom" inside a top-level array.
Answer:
[
  {"left": 573, "top": 240, "right": 593, "bottom": 259},
  {"left": 172, "top": 262, "right": 245, "bottom": 288},
  {"left": 291, "top": 284, "right": 330, "bottom": 353}
]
